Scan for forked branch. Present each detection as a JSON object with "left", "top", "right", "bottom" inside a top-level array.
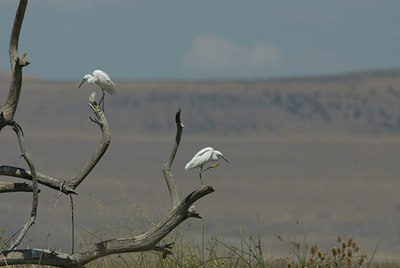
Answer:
[
  {"left": 0, "top": 108, "right": 216, "bottom": 267},
  {"left": 0, "top": 0, "right": 218, "bottom": 265},
  {"left": 0, "top": 102, "right": 110, "bottom": 194},
  {"left": 65, "top": 102, "right": 111, "bottom": 190}
]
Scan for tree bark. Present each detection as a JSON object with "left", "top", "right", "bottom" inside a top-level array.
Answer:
[
  {"left": 0, "top": 165, "right": 76, "bottom": 195},
  {"left": 0, "top": 182, "right": 36, "bottom": 193}
]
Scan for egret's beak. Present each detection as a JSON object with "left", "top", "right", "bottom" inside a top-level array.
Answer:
[
  {"left": 222, "top": 156, "right": 229, "bottom": 163},
  {"left": 78, "top": 79, "right": 85, "bottom": 88}
]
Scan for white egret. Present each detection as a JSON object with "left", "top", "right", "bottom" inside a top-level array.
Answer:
[
  {"left": 78, "top": 70, "right": 115, "bottom": 110},
  {"left": 185, "top": 146, "right": 229, "bottom": 186}
]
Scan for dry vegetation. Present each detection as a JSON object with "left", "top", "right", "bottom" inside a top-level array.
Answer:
[{"left": 2, "top": 0, "right": 400, "bottom": 266}]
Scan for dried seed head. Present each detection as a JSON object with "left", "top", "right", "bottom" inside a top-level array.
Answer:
[
  {"left": 277, "top": 235, "right": 282, "bottom": 241},
  {"left": 342, "top": 242, "right": 347, "bottom": 249},
  {"left": 347, "top": 237, "right": 353, "bottom": 247},
  {"left": 317, "top": 251, "right": 323, "bottom": 259},
  {"left": 358, "top": 255, "right": 366, "bottom": 265},
  {"left": 332, "top": 247, "right": 337, "bottom": 256},
  {"left": 347, "top": 248, "right": 352, "bottom": 257},
  {"left": 352, "top": 240, "right": 357, "bottom": 249},
  {"left": 347, "top": 257, "right": 352, "bottom": 266},
  {"left": 311, "top": 244, "right": 317, "bottom": 255},
  {"left": 337, "top": 235, "right": 341, "bottom": 243},
  {"left": 354, "top": 245, "right": 359, "bottom": 252}
]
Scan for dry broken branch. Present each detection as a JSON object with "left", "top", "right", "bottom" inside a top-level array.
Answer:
[
  {"left": 0, "top": 0, "right": 218, "bottom": 266},
  {"left": 0, "top": 182, "right": 36, "bottom": 193},
  {"left": 0, "top": 99, "right": 110, "bottom": 194},
  {"left": 0, "top": 186, "right": 215, "bottom": 267},
  {"left": 163, "top": 108, "right": 184, "bottom": 208},
  {"left": 0, "top": 107, "right": 217, "bottom": 267},
  {"left": 0, "top": 0, "right": 40, "bottom": 251},
  {"left": 0, "top": 0, "right": 29, "bottom": 131},
  {"left": 9, "top": 122, "right": 38, "bottom": 250},
  {"left": 0, "top": 165, "right": 76, "bottom": 194},
  {"left": 65, "top": 103, "right": 111, "bottom": 190}
]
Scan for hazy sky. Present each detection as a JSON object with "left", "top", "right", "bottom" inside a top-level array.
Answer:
[{"left": 1, "top": 0, "right": 400, "bottom": 80}]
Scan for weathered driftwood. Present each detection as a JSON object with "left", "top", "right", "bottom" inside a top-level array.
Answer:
[
  {"left": 0, "top": 108, "right": 215, "bottom": 267},
  {"left": 0, "top": 0, "right": 216, "bottom": 266},
  {"left": 0, "top": 187, "right": 214, "bottom": 267}
]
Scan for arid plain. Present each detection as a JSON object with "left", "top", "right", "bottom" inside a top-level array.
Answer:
[{"left": 1, "top": 69, "right": 400, "bottom": 261}]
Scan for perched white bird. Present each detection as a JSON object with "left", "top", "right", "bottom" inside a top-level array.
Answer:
[
  {"left": 78, "top": 70, "right": 115, "bottom": 110},
  {"left": 185, "top": 146, "right": 229, "bottom": 186}
]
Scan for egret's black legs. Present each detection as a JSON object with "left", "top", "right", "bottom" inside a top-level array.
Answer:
[
  {"left": 199, "top": 166, "right": 204, "bottom": 186},
  {"left": 99, "top": 89, "right": 106, "bottom": 111}
]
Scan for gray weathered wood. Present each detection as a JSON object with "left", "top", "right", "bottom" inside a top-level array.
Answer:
[
  {"left": 66, "top": 103, "right": 111, "bottom": 190},
  {"left": 0, "top": 182, "right": 36, "bottom": 193},
  {"left": 0, "top": 0, "right": 39, "bottom": 251},
  {"left": 0, "top": 0, "right": 218, "bottom": 266},
  {"left": 0, "top": 165, "right": 76, "bottom": 195},
  {"left": 9, "top": 122, "right": 38, "bottom": 250},
  {"left": 0, "top": 0, "right": 29, "bottom": 131},
  {"left": 162, "top": 108, "right": 183, "bottom": 208},
  {"left": 0, "top": 187, "right": 214, "bottom": 267}
]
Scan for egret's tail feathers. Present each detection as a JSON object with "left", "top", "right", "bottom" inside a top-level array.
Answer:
[
  {"left": 108, "top": 88, "right": 116, "bottom": 95},
  {"left": 184, "top": 163, "right": 193, "bottom": 171}
]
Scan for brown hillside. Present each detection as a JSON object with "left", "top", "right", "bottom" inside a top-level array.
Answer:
[{"left": 1, "top": 69, "right": 400, "bottom": 136}]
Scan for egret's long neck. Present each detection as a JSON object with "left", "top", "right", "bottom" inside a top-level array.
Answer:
[{"left": 87, "top": 75, "right": 96, "bottom": 84}]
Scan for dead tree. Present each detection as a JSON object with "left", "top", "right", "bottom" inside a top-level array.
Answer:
[{"left": 0, "top": 1, "right": 214, "bottom": 267}]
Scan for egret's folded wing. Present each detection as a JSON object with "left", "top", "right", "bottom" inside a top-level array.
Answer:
[{"left": 185, "top": 147, "right": 213, "bottom": 171}]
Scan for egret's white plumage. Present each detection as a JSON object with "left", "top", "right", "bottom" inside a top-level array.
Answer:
[
  {"left": 78, "top": 69, "right": 115, "bottom": 110},
  {"left": 185, "top": 146, "right": 229, "bottom": 186}
]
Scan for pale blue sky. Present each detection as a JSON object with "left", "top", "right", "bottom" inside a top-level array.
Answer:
[{"left": 1, "top": 0, "right": 400, "bottom": 80}]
